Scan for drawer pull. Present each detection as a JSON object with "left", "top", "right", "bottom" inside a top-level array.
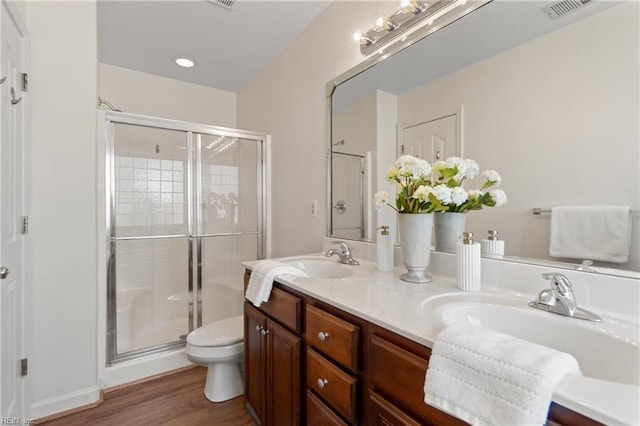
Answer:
[
  {"left": 317, "top": 378, "right": 329, "bottom": 389},
  {"left": 261, "top": 328, "right": 270, "bottom": 336},
  {"left": 318, "top": 331, "right": 330, "bottom": 341}
]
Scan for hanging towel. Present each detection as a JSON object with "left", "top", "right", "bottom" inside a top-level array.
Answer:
[
  {"left": 245, "top": 260, "right": 307, "bottom": 307},
  {"left": 424, "top": 324, "right": 581, "bottom": 426},
  {"left": 549, "top": 205, "right": 631, "bottom": 263}
]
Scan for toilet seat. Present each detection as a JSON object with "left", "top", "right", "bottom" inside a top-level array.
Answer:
[{"left": 187, "top": 315, "right": 243, "bottom": 347}]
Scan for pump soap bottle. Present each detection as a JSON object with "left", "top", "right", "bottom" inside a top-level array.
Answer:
[
  {"left": 377, "top": 225, "right": 393, "bottom": 272},
  {"left": 457, "top": 232, "right": 481, "bottom": 291},
  {"left": 481, "top": 230, "right": 504, "bottom": 259}
]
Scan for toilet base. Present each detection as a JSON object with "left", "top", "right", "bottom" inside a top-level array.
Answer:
[{"left": 204, "top": 360, "right": 244, "bottom": 403}]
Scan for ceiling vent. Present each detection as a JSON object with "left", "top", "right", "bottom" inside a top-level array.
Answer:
[
  {"left": 542, "top": 0, "right": 593, "bottom": 19},
  {"left": 207, "top": 0, "right": 235, "bottom": 10}
]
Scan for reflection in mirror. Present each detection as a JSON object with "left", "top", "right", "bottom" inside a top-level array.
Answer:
[{"left": 329, "top": 1, "right": 639, "bottom": 275}]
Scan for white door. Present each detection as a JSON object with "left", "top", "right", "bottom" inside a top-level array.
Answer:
[
  {"left": 0, "top": 2, "right": 26, "bottom": 419},
  {"left": 400, "top": 114, "right": 459, "bottom": 171}
]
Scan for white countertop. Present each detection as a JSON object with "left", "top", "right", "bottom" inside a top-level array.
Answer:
[{"left": 243, "top": 255, "right": 640, "bottom": 425}]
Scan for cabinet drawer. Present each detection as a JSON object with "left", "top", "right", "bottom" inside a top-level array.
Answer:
[
  {"left": 306, "top": 390, "right": 348, "bottom": 426},
  {"left": 307, "top": 348, "right": 357, "bottom": 424},
  {"left": 255, "top": 285, "right": 302, "bottom": 333},
  {"left": 306, "top": 304, "right": 359, "bottom": 371},
  {"left": 369, "top": 334, "right": 466, "bottom": 425},
  {"left": 369, "top": 390, "right": 422, "bottom": 426}
]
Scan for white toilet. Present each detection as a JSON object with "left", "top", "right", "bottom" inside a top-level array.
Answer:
[{"left": 185, "top": 315, "right": 244, "bottom": 402}]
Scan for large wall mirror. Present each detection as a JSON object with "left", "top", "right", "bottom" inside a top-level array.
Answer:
[{"left": 328, "top": 0, "right": 639, "bottom": 276}]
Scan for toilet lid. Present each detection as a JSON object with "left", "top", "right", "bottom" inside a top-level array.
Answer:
[{"left": 187, "top": 315, "right": 244, "bottom": 347}]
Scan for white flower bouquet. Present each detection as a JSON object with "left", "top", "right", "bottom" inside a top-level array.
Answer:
[
  {"left": 433, "top": 156, "right": 507, "bottom": 213},
  {"left": 374, "top": 155, "right": 507, "bottom": 214}
]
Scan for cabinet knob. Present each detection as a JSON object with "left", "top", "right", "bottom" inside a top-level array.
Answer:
[
  {"left": 318, "top": 331, "right": 330, "bottom": 341},
  {"left": 261, "top": 328, "right": 270, "bottom": 336},
  {"left": 255, "top": 325, "right": 262, "bottom": 333},
  {"left": 317, "top": 378, "right": 329, "bottom": 389}
]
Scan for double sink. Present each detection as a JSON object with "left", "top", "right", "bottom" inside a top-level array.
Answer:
[{"left": 277, "top": 255, "right": 639, "bottom": 387}]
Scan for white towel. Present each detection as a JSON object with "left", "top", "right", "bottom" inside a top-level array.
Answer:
[
  {"left": 424, "top": 324, "right": 581, "bottom": 426},
  {"left": 549, "top": 205, "right": 631, "bottom": 263},
  {"left": 245, "top": 260, "right": 307, "bottom": 307}
]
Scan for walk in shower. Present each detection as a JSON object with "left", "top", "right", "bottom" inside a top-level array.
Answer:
[{"left": 104, "top": 112, "right": 266, "bottom": 365}]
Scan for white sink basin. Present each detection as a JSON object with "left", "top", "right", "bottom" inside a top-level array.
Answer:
[
  {"left": 279, "top": 256, "right": 374, "bottom": 279},
  {"left": 422, "top": 292, "right": 640, "bottom": 386}
]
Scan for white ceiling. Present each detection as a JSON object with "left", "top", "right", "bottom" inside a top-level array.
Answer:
[{"left": 97, "top": 0, "right": 331, "bottom": 92}]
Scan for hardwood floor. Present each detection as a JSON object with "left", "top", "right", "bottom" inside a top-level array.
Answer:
[{"left": 39, "top": 366, "right": 254, "bottom": 426}]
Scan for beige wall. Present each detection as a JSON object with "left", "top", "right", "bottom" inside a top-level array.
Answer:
[
  {"left": 26, "top": 0, "right": 100, "bottom": 417},
  {"left": 397, "top": 2, "right": 639, "bottom": 270},
  {"left": 237, "top": 1, "right": 381, "bottom": 257},
  {"left": 98, "top": 63, "right": 237, "bottom": 127}
]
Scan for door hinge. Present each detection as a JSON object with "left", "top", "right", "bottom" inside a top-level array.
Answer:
[
  {"left": 21, "top": 358, "right": 28, "bottom": 376},
  {"left": 21, "top": 216, "right": 28, "bottom": 234},
  {"left": 21, "top": 73, "right": 28, "bottom": 92},
  {"left": 400, "top": 144, "right": 405, "bottom": 154}
]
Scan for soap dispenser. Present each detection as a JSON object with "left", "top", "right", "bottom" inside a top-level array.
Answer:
[
  {"left": 377, "top": 225, "right": 393, "bottom": 272},
  {"left": 481, "top": 230, "right": 504, "bottom": 260},
  {"left": 457, "top": 232, "right": 481, "bottom": 291}
]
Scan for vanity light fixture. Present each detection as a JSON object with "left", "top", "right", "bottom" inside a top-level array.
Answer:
[
  {"left": 175, "top": 57, "right": 195, "bottom": 68},
  {"left": 354, "top": 0, "right": 483, "bottom": 56}
]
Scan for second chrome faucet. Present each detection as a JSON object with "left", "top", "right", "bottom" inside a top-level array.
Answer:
[{"left": 529, "top": 272, "right": 601, "bottom": 322}]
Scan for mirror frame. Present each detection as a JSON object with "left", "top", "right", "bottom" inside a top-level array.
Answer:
[
  {"left": 325, "top": 0, "right": 640, "bottom": 279},
  {"left": 325, "top": 0, "right": 492, "bottom": 238}
]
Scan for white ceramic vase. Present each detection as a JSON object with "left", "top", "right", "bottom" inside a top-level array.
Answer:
[
  {"left": 434, "top": 212, "right": 466, "bottom": 253},
  {"left": 398, "top": 213, "right": 433, "bottom": 283}
]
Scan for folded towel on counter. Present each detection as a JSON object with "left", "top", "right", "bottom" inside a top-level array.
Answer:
[
  {"left": 424, "top": 324, "right": 581, "bottom": 426},
  {"left": 549, "top": 205, "right": 631, "bottom": 263},
  {"left": 245, "top": 260, "right": 307, "bottom": 307}
]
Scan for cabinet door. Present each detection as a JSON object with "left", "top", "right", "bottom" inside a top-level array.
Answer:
[
  {"left": 267, "top": 318, "right": 302, "bottom": 425},
  {"left": 245, "top": 303, "right": 266, "bottom": 423}
]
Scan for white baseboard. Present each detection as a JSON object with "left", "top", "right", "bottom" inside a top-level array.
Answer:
[{"left": 30, "top": 385, "right": 101, "bottom": 420}]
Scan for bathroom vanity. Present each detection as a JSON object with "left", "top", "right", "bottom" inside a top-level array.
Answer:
[{"left": 241, "top": 254, "right": 636, "bottom": 425}]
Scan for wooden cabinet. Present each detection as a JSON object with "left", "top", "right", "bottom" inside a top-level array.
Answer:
[
  {"left": 243, "top": 271, "right": 303, "bottom": 426},
  {"left": 244, "top": 271, "right": 605, "bottom": 426}
]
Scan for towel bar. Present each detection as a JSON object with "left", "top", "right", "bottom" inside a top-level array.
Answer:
[{"left": 532, "top": 207, "right": 638, "bottom": 215}]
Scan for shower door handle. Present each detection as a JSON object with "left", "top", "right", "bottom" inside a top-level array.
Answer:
[{"left": 0, "top": 267, "right": 9, "bottom": 279}]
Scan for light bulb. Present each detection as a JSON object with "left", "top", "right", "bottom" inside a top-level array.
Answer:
[
  {"left": 371, "top": 10, "right": 388, "bottom": 31},
  {"left": 353, "top": 30, "right": 363, "bottom": 43}
]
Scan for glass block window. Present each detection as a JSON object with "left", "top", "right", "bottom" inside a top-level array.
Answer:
[{"left": 115, "top": 156, "right": 186, "bottom": 227}]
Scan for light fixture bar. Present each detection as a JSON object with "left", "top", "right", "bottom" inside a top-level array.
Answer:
[{"left": 359, "top": 0, "right": 488, "bottom": 56}]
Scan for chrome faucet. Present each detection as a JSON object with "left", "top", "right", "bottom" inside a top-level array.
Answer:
[
  {"left": 325, "top": 241, "right": 359, "bottom": 265},
  {"left": 529, "top": 272, "right": 601, "bottom": 322}
]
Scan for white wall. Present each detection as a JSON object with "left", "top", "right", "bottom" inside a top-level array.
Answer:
[
  {"left": 98, "top": 63, "right": 236, "bottom": 127},
  {"left": 398, "top": 2, "right": 639, "bottom": 270},
  {"left": 237, "top": 1, "right": 382, "bottom": 257},
  {"left": 26, "top": 1, "right": 100, "bottom": 418}
]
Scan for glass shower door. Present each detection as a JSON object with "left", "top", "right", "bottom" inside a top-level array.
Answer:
[
  {"left": 109, "top": 123, "right": 190, "bottom": 360},
  {"left": 195, "top": 133, "right": 263, "bottom": 326}
]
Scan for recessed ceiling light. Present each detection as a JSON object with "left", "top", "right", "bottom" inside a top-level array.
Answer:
[{"left": 175, "top": 58, "right": 195, "bottom": 68}]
